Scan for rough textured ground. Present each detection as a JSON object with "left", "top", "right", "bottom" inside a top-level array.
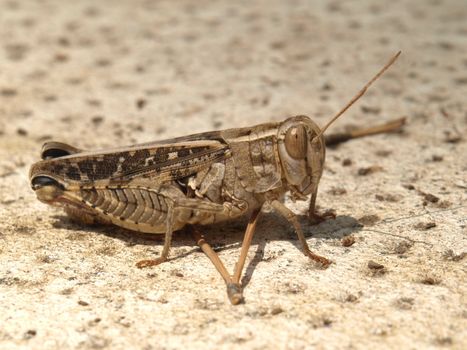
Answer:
[{"left": 0, "top": 0, "right": 466, "bottom": 349}]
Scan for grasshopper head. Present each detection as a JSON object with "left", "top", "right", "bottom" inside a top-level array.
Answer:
[
  {"left": 277, "top": 116, "right": 325, "bottom": 198},
  {"left": 30, "top": 160, "right": 93, "bottom": 214},
  {"left": 276, "top": 53, "right": 402, "bottom": 199},
  {"left": 31, "top": 175, "right": 66, "bottom": 203},
  {"left": 30, "top": 166, "right": 88, "bottom": 212},
  {"left": 30, "top": 169, "right": 103, "bottom": 224}
]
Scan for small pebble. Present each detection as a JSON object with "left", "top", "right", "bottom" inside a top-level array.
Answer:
[
  {"left": 423, "top": 193, "right": 439, "bottom": 203},
  {"left": 393, "top": 241, "right": 413, "bottom": 254},
  {"left": 270, "top": 306, "right": 284, "bottom": 315},
  {"left": 136, "top": 98, "right": 146, "bottom": 109},
  {"left": 1, "top": 88, "right": 17, "bottom": 96},
  {"left": 368, "top": 260, "right": 385, "bottom": 270},
  {"left": 342, "top": 236, "right": 356, "bottom": 247},
  {"left": 17, "top": 128, "right": 28, "bottom": 136},
  {"left": 345, "top": 293, "right": 358, "bottom": 302},
  {"left": 92, "top": 116, "right": 104, "bottom": 125},
  {"left": 420, "top": 276, "right": 440, "bottom": 285},
  {"left": 23, "top": 329, "right": 37, "bottom": 340},
  {"left": 358, "top": 166, "right": 383, "bottom": 176},
  {"left": 361, "top": 105, "right": 381, "bottom": 114},
  {"left": 414, "top": 221, "right": 436, "bottom": 230}
]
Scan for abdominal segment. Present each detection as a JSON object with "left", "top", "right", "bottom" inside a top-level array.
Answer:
[{"left": 78, "top": 187, "right": 171, "bottom": 233}]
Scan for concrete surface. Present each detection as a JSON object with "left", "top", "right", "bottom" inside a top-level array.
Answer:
[{"left": 0, "top": 0, "right": 466, "bottom": 349}]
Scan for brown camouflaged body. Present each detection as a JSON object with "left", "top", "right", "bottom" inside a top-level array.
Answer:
[{"left": 30, "top": 116, "right": 324, "bottom": 234}]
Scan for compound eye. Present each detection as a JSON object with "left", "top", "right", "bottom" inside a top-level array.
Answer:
[
  {"left": 284, "top": 125, "right": 307, "bottom": 159},
  {"left": 31, "top": 176, "right": 64, "bottom": 190}
]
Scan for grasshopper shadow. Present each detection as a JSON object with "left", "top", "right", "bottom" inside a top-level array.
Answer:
[
  {"left": 235, "top": 212, "right": 363, "bottom": 288},
  {"left": 51, "top": 212, "right": 362, "bottom": 285},
  {"left": 51, "top": 214, "right": 197, "bottom": 249}
]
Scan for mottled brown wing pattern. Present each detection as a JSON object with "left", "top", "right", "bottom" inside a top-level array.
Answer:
[
  {"left": 111, "top": 142, "right": 230, "bottom": 182},
  {"left": 31, "top": 140, "right": 231, "bottom": 184}
]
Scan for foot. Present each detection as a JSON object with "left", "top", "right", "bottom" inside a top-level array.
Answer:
[
  {"left": 305, "top": 251, "right": 332, "bottom": 268},
  {"left": 136, "top": 257, "right": 167, "bottom": 268},
  {"left": 226, "top": 283, "right": 244, "bottom": 305},
  {"left": 309, "top": 209, "right": 336, "bottom": 225}
]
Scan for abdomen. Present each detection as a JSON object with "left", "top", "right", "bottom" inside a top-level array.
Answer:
[{"left": 79, "top": 187, "right": 174, "bottom": 233}]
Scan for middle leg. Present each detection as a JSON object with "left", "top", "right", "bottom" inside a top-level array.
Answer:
[
  {"left": 136, "top": 205, "right": 175, "bottom": 268},
  {"left": 308, "top": 190, "right": 336, "bottom": 224}
]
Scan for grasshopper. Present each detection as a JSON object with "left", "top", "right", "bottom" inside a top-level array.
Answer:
[{"left": 30, "top": 52, "right": 401, "bottom": 304}]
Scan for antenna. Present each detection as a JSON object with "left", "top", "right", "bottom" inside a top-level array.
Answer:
[{"left": 315, "top": 51, "right": 401, "bottom": 140}]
